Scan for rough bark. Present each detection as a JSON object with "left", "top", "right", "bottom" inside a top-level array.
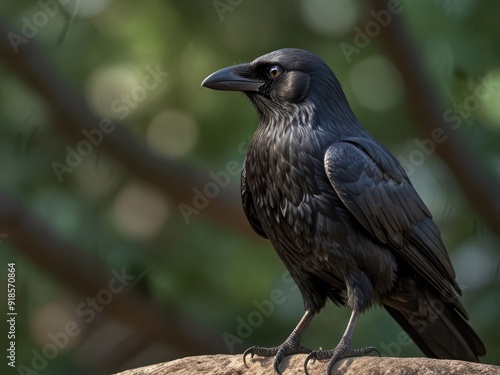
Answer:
[{"left": 113, "top": 354, "right": 500, "bottom": 375}]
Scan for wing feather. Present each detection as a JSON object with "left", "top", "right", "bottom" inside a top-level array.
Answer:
[{"left": 324, "top": 138, "right": 465, "bottom": 315}]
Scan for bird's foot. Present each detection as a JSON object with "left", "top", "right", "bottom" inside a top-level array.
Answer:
[
  {"left": 243, "top": 338, "right": 311, "bottom": 375},
  {"left": 304, "top": 343, "right": 379, "bottom": 375}
]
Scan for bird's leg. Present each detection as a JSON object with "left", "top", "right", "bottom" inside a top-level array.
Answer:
[
  {"left": 243, "top": 309, "right": 314, "bottom": 374},
  {"left": 304, "top": 309, "right": 379, "bottom": 375}
]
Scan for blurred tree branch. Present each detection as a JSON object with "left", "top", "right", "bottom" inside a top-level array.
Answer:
[
  {"left": 369, "top": 0, "right": 500, "bottom": 237},
  {"left": 0, "top": 20, "right": 252, "bottom": 237},
  {"left": 0, "top": 19, "right": 249, "bottom": 366},
  {"left": 0, "top": 191, "right": 226, "bottom": 358}
]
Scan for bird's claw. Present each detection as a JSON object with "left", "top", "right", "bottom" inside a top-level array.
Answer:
[
  {"left": 243, "top": 342, "right": 311, "bottom": 375},
  {"left": 304, "top": 349, "right": 329, "bottom": 375},
  {"left": 242, "top": 347, "right": 256, "bottom": 368},
  {"left": 243, "top": 345, "right": 282, "bottom": 372},
  {"left": 304, "top": 345, "right": 379, "bottom": 375}
]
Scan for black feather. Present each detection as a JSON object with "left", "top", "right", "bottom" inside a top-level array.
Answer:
[{"left": 203, "top": 48, "right": 485, "bottom": 362}]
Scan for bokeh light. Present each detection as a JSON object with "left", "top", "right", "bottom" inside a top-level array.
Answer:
[
  {"left": 453, "top": 239, "right": 498, "bottom": 290},
  {"left": 349, "top": 54, "right": 404, "bottom": 110},
  {"left": 61, "top": 0, "right": 112, "bottom": 18},
  {"left": 30, "top": 303, "right": 82, "bottom": 351},
  {"left": 85, "top": 65, "right": 140, "bottom": 119},
  {"left": 300, "top": 0, "right": 360, "bottom": 37},
  {"left": 111, "top": 181, "right": 169, "bottom": 240},
  {"left": 146, "top": 110, "right": 198, "bottom": 158}
]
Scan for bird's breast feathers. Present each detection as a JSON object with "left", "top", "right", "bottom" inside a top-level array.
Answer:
[{"left": 245, "top": 124, "right": 342, "bottom": 239}]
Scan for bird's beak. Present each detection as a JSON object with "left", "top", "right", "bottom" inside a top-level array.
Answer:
[{"left": 201, "top": 64, "right": 262, "bottom": 92}]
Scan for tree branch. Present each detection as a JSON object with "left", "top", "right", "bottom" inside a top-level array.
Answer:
[
  {"left": 368, "top": 0, "right": 500, "bottom": 236},
  {"left": 113, "top": 354, "right": 500, "bottom": 375},
  {"left": 0, "top": 21, "right": 252, "bottom": 237},
  {"left": 0, "top": 191, "right": 227, "bottom": 356}
]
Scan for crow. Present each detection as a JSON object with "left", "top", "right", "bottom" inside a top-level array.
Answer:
[{"left": 201, "top": 48, "right": 485, "bottom": 374}]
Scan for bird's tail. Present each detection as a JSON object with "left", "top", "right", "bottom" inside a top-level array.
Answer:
[{"left": 384, "top": 289, "right": 485, "bottom": 361}]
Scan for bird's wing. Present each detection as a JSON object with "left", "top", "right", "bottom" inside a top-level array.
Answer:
[
  {"left": 241, "top": 159, "right": 268, "bottom": 239},
  {"left": 324, "top": 137, "right": 465, "bottom": 314}
]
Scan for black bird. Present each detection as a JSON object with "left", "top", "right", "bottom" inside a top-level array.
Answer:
[{"left": 201, "top": 49, "right": 485, "bottom": 374}]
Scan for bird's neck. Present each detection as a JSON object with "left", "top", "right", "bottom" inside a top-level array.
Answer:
[{"left": 255, "top": 98, "right": 365, "bottom": 141}]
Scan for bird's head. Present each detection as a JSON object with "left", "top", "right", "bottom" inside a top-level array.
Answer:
[{"left": 201, "top": 48, "right": 353, "bottom": 121}]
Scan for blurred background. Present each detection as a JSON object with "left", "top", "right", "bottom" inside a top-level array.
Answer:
[{"left": 0, "top": 0, "right": 499, "bottom": 374}]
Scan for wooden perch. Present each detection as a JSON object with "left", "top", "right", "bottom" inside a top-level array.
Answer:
[{"left": 113, "top": 354, "right": 500, "bottom": 375}]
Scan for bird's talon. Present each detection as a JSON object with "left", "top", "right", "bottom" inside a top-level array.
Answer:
[
  {"left": 242, "top": 347, "right": 255, "bottom": 367},
  {"left": 303, "top": 352, "right": 318, "bottom": 375}
]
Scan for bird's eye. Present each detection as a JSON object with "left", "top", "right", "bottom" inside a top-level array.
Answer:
[{"left": 267, "top": 65, "right": 284, "bottom": 80}]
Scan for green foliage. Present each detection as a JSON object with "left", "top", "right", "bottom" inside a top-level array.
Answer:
[{"left": 0, "top": 0, "right": 499, "bottom": 373}]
